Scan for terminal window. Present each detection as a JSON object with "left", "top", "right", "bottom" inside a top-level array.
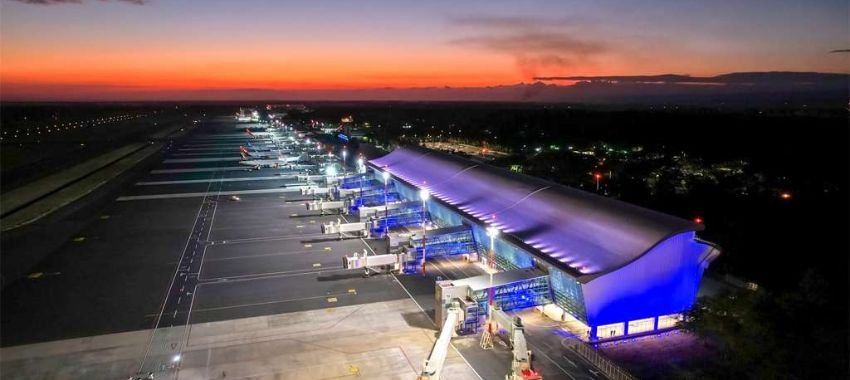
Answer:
[
  {"left": 657, "top": 314, "right": 683, "bottom": 329},
  {"left": 596, "top": 322, "right": 625, "bottom": 339},
  {"left": 628, "top": 318, "right": 655, "bottom": 334}
]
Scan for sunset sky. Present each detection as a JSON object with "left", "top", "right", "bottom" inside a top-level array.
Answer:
[{"left": 1, "top": 0, "right": 847, "bottom": 100}]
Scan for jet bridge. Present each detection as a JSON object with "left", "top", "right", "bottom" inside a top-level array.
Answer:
[
  {"left": 350, "top": 192, "right": 401, "bottom": 211},
  {"left": 297, "top": 174, "right": 330, "bottom": 183},
  {"left": 342, "top": 249, "right": 413, "bottom": 274},
  {"left": 438, "top": 269, "right": 553, "bottom": 317},
  {"left": 418, "top": 300, "right": 464, "bottom": 380},
  {"left": 301, "top": 186, "right": 330, "bottom": 196},
  {"left": 305, "top": 200, "right": 347, "bottom": 215},
  {"left": 335, "top": 184, "right": 383, "bottom": 198},
  {"left": 338, "top": 176, "right": 381, "bottom": 190},
  {"left": 328, "top": 174, "right": 367, "bottom": 188},
  {"left": 490, "top": 311, "right": 541, "bottom": 380},
  {"left": 336, "top": 174, "right": 367, "bottom": 189},
  {"left": 407, "top": 225, "right": 478, "bottom": 260},
  {"left": 357, "top": 200, "right": 418, "bottom": 219},
  {"left": 370, "top": 209, "right": 430, "bottom": 235},
  {"left": 278, "top": 163, "right": 315, "bottom": 171},
  {"left": 321, "top": 218, "right": 369, "bottom": 238}
]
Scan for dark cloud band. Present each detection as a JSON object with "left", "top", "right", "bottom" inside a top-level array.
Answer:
[
  {"left": 447, "top": 15, "right": 603, "bottom": 78},
  {"left": 9, "top": 0, "right": 145, "bottom": 5}
]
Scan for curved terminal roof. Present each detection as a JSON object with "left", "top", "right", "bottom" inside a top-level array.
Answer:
[{"left": 370, "top": 146, "right": 703, "bottom": 280}]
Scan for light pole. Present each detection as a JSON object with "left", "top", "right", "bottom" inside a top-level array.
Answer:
[
  {"left": 419, "top": 188, "right": 430, "bottom": 272},
  {"left": 357, "top": 158, "right": 365, "bottom": 196},
  {"left": 593, "top": 172, "right": 602, "bottom": 192},
  {"left": 482, "top": 225, "right": 499, "bottom": 350},
  {"left": 326, "top": 152, "right": 333, "bottom": 180},
  {"left": 485, "top": 226, "right": 499, "bottom": 310},
  {"left": 341, "top": 149, "right": 348, "bottom": 175},
  {"left": 382, "top": 171, "right": 390, "bottom": 237}
]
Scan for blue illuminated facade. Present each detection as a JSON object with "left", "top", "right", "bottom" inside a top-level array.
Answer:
[
  {"left": 370, "top": 211, "right": 429, "bottom": 234},
  {"left": 337, "top": 175, "right": 373, "bottom": 189},
  {"left": 581, "top": 232, "right": 717, "bottom": 337},
  {"left": 350, "top": 192, "right": 401, "bottom": 210},
  {"left": 369, "top": 146, "right": 720, "bottom": 341},
  {"left": 409, "top": 226, "right": 478, "bottom": 259},
  {"left": 546, "top": 263, "right": 588, "bottom": 322}
]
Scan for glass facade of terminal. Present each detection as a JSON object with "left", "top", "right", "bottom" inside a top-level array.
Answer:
[
  {"left": 471, "top": 276, "right": 552, "bottom": 311},
  {"left": 545, "top": 263, "right": 588, "bottom": 323},
  {"left": 471, "top": 227, "right": 535, "bottom": 270},
  {"left": 384, "top": 172, "right": 588, "bottom": 323}
]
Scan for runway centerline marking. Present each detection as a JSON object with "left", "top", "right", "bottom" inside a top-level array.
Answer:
[
  {"left": 116, "top": 187, "right": 304, "bottom": 201},
  {"left": 136, "top": 176, "right": 291, "bottom": 186}
]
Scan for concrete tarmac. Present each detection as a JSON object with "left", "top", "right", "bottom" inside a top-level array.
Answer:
[
  {"left": 1, "top": 116, "right": 603, "bottom": 380},
  {"left": 1, "top": 119, "right": 403, "bottom": 350}
]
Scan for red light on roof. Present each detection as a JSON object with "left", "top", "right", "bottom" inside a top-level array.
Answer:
[
  {"left": 780, "top": 192, "right": 792, "bottom": 200},
  {"left": 693, "top": 217, "right": 704, "bottom": 224}
]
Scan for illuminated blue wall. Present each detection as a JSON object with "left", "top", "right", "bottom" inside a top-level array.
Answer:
[
  {"left": 372, "top": 168, "right": 715, "bottom": 334},
  {"left": 581, "top": 232, "right": 714, "bottom": 327}
]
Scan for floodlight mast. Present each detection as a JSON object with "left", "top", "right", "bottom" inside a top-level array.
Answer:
[
  {"left": 419, "top": 188, "right": 430, "bottom": 272},
  {"left": 481, "top": 225, "right": 499, "bottom": 350},
  {"left": 341, "top": 149, "right": 348, "bottom": 175},
  {"left": 382, "top": 171, "right": 391, "bottom": 238},
  {"left": 357, "top": 158, "right": 365, "bottom": 195}
]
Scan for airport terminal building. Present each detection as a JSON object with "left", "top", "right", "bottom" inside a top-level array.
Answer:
[{"left": 369, "top": 146, "right": 721, "bottom": 341}]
